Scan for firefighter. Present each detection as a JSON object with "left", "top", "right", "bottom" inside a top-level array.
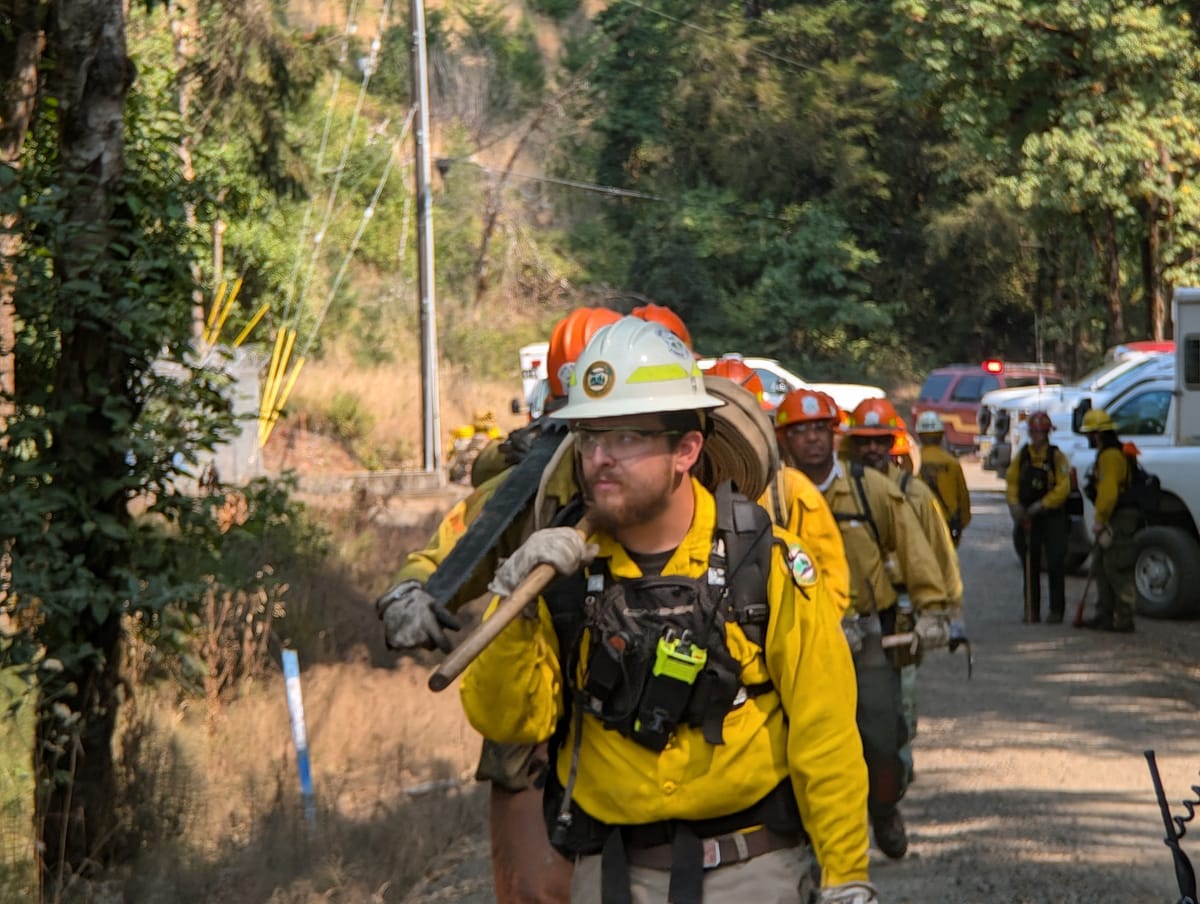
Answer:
[
  {"left": 1077, "top": 408, "right": 1138, "bottom": 633},
  {"left": 844, "top": 398, "right": 964, "bottom": 803},
  {"left": 914, "top": 411, "right": 972, "bottom": 546},
  {"left": 447, "top": 410, "right": 504, "bottom": 485},
  {"left": 889, "top": 423, "right": 915, "bottom": 474},
  {"left": 462, "top": 317, "right": 877, "bottom": 903},
  {"left": 706, "top": 358, "right": 850, "bottom": 616},
  {"left": 1005, "top": 410, "right": 1071, "bottom": 624},
  {"left": 376, "top": 305, "right": 620, "bottom": 904},
  {"left": 706, "top": 355, "right": 772, "bottom": 410},
  {"left": 631, "top": 301, "right": 694, "bottom": 351},
  {"left": 777, "top": 387, "right": 949, "bottom": 862}
]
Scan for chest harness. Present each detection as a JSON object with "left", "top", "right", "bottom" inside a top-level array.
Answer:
[
  {"left": 540, "top": 482, "right": 806, "bottom": 902},
  {"left": 1017, "top": 444, "right": 1059, "bottom": 507}
]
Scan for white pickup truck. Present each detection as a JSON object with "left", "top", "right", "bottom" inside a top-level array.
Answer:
[
  {"left": 1063, "top": 290, "right": 1200, "bottom": 619},
  {"left": 698, "top": 354, "right": 885, "bottom": 413}
]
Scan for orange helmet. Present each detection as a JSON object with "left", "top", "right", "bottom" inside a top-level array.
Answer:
[
  {"left": 707, "top": 356, "right": 766, "bottom": 406},
  {"left": 776, "top": 388, "right": 840, "bottom": 431},
  {"left": 846, "top": 398, "right": 902, "bottom": 436},
  {"left": 547, "top": 307, "right": 622, "bottom": 398},
  {"left": 631, "top": 303, "right": 693, "bottom": 350},
  {"left": 1026, "top": 410, "right": 1052, "bottom": 433}
]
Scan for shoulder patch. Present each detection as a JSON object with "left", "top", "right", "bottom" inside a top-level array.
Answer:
[{"left": 786, "top": 545, "right": 819, "bottom": 588}]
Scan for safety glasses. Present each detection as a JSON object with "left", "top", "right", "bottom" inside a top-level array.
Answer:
[{"left": 571, "top": 425, "right": 681, "bottom": 460}]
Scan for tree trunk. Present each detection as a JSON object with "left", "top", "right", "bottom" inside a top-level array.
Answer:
[
  {"left": 0, "top": 0, "right": 45, "bottom": 428},
  {"left": 1085, "top": 210, "right": 1125, "bottom": 346},
  {"left": 1140, "top": 198, "right": 1164, "bottom": 341},
  {"left": 35, "top": 0, "right": 136, "bottom": 877}
]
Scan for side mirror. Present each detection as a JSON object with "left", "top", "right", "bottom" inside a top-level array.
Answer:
[
  {"left": 510, "top": 397, "right": 522, "bottom": 415},
  {"left": 1071, "top": 398, "right": 1092, "bottom": 433}
]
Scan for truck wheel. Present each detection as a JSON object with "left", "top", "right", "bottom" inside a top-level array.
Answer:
[{"left": 1134, "top": 526, "right": 1200, "bottom": 619}]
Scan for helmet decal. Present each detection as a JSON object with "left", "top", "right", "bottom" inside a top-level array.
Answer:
[
  {"left": 582, "top": 360, "right": 616, "bottom": 398},
  {"left": 801, "top": 396, "right": 820, "bottom": 415},
  {"left": 863, "top": 411, "right": 882, "bottom": 426}
]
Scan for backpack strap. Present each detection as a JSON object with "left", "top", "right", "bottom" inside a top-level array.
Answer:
[{"left": 713, "top": 481, "right": 776, "bottom": 649}]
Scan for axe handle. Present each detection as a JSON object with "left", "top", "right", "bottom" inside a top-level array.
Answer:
[
  {"left": 880, "top": 632, "right": 916, "bottom": 650},
  {"left": 428, "top": 513, "right": 594, "bottom": 692}
]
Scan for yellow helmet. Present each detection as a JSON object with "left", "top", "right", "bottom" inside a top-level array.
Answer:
[{"left": 1080, "top": 408, "right": 1115, "bottom": 433}]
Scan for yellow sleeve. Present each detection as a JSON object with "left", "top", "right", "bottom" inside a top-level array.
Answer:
[
  {"left": 1043, "top": 449, "right": 1072, "bottom": 510},
  {"left": 953, "top": 463, "right": 971, "bottom": 529},
  {"left": 763, "top": 538, "right": 870, "bottom": 886},
  {"left": 802, "top": 497, "right": 851, "bottom": 617},
  {"left": 391, "top": 469, "right": 523, "bottom": 609},
  {"left": 887, "top": 488, "right": 949, "bottom": 609},
  {"left": 1004, "top": 449, "right": 1022, "bottom": 505},
  {"left": 764, "top": 470, "right": 851, "bottom": 616},
  {"left": 1094, "top": 448, "right": 1126, "bottom": 525},
  {"left": 460, "top": 595, "right": 565, "bottom": 745}
]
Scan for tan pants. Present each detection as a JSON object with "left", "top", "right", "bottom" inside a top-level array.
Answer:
[{"left": 569, "top": 845, "right": 817, "bottom": 904}]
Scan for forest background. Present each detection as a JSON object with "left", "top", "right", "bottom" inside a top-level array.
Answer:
[{"left": 4, "top": 0, "right": 1200, "bottom": 900}]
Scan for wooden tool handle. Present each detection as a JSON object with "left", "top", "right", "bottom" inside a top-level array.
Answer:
[{"left": 428, "top": 513, "right": 594, "bottom": 692}]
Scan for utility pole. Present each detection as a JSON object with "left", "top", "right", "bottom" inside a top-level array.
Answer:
[{"left": 410, "top": 0, "right": 442, "bottom": 478}]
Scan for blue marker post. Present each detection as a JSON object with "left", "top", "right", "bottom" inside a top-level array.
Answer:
[{"left": 281, "top": 649, "right": 317, "bottom": 827}]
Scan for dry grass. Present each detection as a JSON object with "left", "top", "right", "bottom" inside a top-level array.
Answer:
[
  {"left": 286, "top": 345, "right": 532, "bottom": 471},
  {"left": 87, "top": 657, "right": 486, "bottom": 904}
]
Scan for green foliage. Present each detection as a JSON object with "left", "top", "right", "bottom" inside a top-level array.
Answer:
[
  {"left": 458, "top": 0, "right": 546, "bottom": 118},
  {"left": 528, "top": 0, "right": 580, "bottom": 23}
]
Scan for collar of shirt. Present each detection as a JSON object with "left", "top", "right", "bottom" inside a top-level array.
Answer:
[{"left": 815, "top": 458, "right": 843, "bottom": 494}]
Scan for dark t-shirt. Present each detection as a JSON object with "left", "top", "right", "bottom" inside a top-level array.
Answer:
[{"left": 628, "top": 548, "right": 675, "bottom": 577}]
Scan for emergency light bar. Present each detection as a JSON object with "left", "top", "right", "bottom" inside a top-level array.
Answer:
[{"left": 982, "top": 359, "right": 1004, "bottom": 374}]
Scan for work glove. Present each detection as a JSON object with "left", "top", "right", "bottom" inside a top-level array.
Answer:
[
  {"left": 841, "top": 616, "right": 864, "bottom": 655},
  {"left": 376, "top": 580, "right": 461, "bottom": 654},
  {"left": 914, "top": 610, "right": 951, "bottom": 651},
  {"left": 1008, "top": 502, "right": 1026, "bottom": 524},
  {"left": 488, "top": 527, "right": 598, "bottom": 599},
  {"left": 1026, "top": 500, "right": 1044, "bottom": 519},
  {"left": 818, "top": 882, "right": 879, "bottom": 904},
  {"left": 888, "top": 603, "right": 921, "bottom": 669},
  {"left": 1093, "top": 523, "right": 1114, "bottom": 549}
]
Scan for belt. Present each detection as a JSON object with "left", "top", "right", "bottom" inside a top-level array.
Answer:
[{"left": 624, "top": 827, "right": 799, "bottom": 871}]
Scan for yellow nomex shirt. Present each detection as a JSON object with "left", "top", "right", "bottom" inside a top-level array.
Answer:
[{"left": 461, "top": 479, "right": 871, "bottom": 886}]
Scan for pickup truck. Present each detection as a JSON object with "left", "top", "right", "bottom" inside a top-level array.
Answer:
[
  {"left": 698, "top": 354, "right": 885, "bottom": 413},
  {"left": 1063, "top": 292, "right": 1200, "bottom": 619}
]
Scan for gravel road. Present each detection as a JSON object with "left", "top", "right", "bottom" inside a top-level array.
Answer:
[{"left": 405, "top": 461, "right": 1200, "bottom": 904}]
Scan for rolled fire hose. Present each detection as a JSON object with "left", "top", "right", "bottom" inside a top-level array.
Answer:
[{"left": 697, "top": 374, "right": 776, "bottom": 502}]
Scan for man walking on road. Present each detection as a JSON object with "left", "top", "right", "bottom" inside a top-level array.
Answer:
[
  {"left": 462, "top": 318, "right": 878, "bottom": 904},
  {"left": 1005, "top": 411, "right": 1072, "bottom": 624},
  {"left": 777, "top": 388, "right": 948, "bottom": 863},
  {"left": 1078, "top": 407, "right": 1138, "bottom": 633},
  {"left": 914, "top": 412, "right": 971, "bottom": 546}
]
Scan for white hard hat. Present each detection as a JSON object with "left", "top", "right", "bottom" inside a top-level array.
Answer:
[
  {"left": 554, "top": 316, "right": 724, "bottom": 420},
  {"left": 915, "top": 410, "right": 944, "bottom": 434}
]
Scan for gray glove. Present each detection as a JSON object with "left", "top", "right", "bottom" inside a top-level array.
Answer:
[
  {"left": 1008, "top": 502, "right": 1026, "bottom": 523},
  {"left": 1026, "top": 499, "right": 1044, "bottom": 518},
  {"left": 818, "top": 882, "right": 879, "bottom": 904},
  {"left": 488, "top": 527, "right": 598, "bottom": 598},
  {"left": 914, "top": 610, "right": 951, "bottom": 651},
  {"left": 841, "top": 616, "right": 864, "bottom": 655},
  {"left": 1094, "top": 523, "right": 1113, "bottom": 549},
  {"left": 375, "top": 580, "right": 461, "bottom": 653}
]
